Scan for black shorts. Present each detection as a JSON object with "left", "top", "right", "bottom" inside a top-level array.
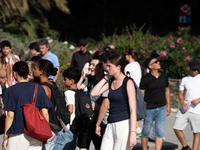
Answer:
[{"left": 77, "top": 121, "right": 102, "bottom": 149}]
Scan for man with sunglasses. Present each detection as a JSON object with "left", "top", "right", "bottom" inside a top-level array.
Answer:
[
  {"left": 70, "top": 38, "right": 90, "bottom": 72},
  {"left": 139, "top": 57, "right": 170, "bottom": 150},
  {"left": 173, "top": 60, "right": 200, "bottom": 150}
]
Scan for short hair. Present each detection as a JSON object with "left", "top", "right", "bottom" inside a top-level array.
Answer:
[
  {"left": 0, "top": 40, "right": 11, "bottom": 49},
  {"left": 31, "top": 56, "right": 42, "bottom": 62},
  {"left": 13, "top": 61, "right": 29, "bottom": 79},
  {"left": 144, "top": 57, "right": 155, "bottom": 69},
  {"left": 62, "top": 67, "right": 81, "bottom": 84},
  {"left": 108, "top": 52, "right": 125, "bottom": 73},
  {"left": 106, "top": 42, "right": 115, "bottom": 48},
  {"left": 37, "top": 59, "right": 57, "bottom": 77},
  {"left": 126, "top": 48, "right": 138, "bottom": 60},
  {"left": 38, "top": 39, "right": 50, "bottom": 48},
  {"left": 29, "top": 42, "right": 40, "bottom": 52}
]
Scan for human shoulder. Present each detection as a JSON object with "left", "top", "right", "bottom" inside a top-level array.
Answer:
[
  {"left": 64, "top": 89, "right": 76, "bottom": 96},
  {"left": 48, "top": 51, "right": 58, "bottom": 58},
  {"left": 13, "top": 54, "right": 20, "bottom": 61}
]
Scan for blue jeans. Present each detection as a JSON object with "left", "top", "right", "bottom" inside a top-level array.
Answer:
[
  {"left": 42, "top": 130, "right": 58, "bottom": 150},
  {"left": 142, "top": 105, "right": 166, "bottom": 138},
  {"left": 53, "top": 129, "right": 77, "bottom": 150}
]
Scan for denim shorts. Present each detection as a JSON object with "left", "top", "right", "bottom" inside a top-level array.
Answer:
[{"left": 141, "top": 105, "right": 166, "bottom": 138}]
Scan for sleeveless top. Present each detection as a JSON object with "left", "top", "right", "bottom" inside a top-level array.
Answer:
[{"left": 108, "top": 85, "right": 130, "bottom": 123}]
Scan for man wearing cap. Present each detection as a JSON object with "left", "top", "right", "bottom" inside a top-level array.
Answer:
[
  {"left": 173, "top": 60, "right": 200, "bottom": 150},
  {"left": 70, "top": 38, "right": 90, "bottom": 72},
  {"left": 140, "top": 57, "right": 170, "bottom": 150}
]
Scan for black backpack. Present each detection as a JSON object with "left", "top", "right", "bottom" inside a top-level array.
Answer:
[
  {"left": 40, "top": 82, "right": 70, "bottom": 131},
  {"left": 70, "top": 89, "right": 93, "bottom": 133}
]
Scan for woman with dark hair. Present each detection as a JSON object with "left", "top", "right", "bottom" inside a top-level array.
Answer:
[
  {"left": 33, "top": 59, "right": 58, "bottom": 150},
  {"left": 2, "top": 61, "right": 53, "bottom": 150},
  {"left": 91, "top": 52, "right": 137, "bottom": 150},
  {"left": 33, "top": 59, "right": 57, "bottom": 99}
]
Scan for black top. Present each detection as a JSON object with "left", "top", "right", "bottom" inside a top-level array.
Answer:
[
  {"left": 140, "top": 72, "right": 169, "bottom": 109},
  {"left": 70, "top": 50, "right": 90, "bottom": 72}
]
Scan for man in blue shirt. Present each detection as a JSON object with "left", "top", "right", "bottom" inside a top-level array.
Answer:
[{"left": 38, "top": 39, "right": 60, "bottom": 82}]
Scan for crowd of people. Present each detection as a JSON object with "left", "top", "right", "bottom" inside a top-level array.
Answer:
[{"left": 0, "top": 38, "right": 200, "bottom": 150}]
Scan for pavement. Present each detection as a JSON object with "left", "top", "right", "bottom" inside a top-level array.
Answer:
[{"left": 0, "top": 110, "right": 199, "bottom": 150}]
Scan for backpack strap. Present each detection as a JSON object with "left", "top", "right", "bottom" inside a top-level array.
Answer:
[{"left": 122, "top": 76, "right": 132, "bottom": 103}]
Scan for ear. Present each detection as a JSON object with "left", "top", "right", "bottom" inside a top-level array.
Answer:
[
  {"left": 70, "top": 79, "right": 75, "bottom": 85},
  {"left": 85, "top": 44, "right": 88, "bottom": 48},
  {"left": 117, "top": 65, "right": 121, "bottom": 71}
]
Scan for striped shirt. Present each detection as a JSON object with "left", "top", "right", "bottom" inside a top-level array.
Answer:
[{"left": 4, "top": 54, "right": 20, "bottom": 84}]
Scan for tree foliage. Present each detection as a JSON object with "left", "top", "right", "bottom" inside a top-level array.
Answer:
[{"left": 0, "top": 0, "right": 70, "bottom": 38}]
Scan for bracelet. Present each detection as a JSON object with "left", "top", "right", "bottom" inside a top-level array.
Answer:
[
  {"left": 103, "top": 76, "right": 109, "bottom": 82},
  {"left": 3, "top": 135, "right": 9, "bottom": 141}
]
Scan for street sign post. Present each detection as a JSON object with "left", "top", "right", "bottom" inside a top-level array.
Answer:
[{"left": 179, "top": 4, "right": 192, "bottom": 24}]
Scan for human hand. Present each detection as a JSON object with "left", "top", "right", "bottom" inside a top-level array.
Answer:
[
  {"left": 82, "top": 67, "right": 89, "bottom": 78},
  {"left": 2, "top": 140, "right": 8, "bottom": 150},
  {"left": 181, "top": 101, "right": 189, "bottom": 109},
  {"left": 95, "top": 125, "right": 101, "bottom": 137},
  {"left": 129, "top": 132, "right": 137, "bottom": 147},
  {"left": 166, "top": 106, "right": 171, "bottom": 116},
  {"left": 191, "top": 99, "right": 200, "bottom": 106},
  {"left": 91, "top": 101, "right": 95, "bottom": 110}
]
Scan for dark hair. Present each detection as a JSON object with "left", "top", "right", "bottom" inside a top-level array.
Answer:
[
  {"left": 126, "top": 48, "right": 138, "bottom": 60},
  {"left": 108, "top": 52, "right": 125, "bottom": 73},
  {"left": 13, "top": 61, "right": 29, "bottom": 79},
  {"left": 144, "top": 57, "right": 155, "bottom": 69},
  {"left": 29, "top": 42, "right": 40, "bottom": 52},
  {"left": 37, "top": 59, "right": 57, "bottom": 77},
  {"left": 101, "top": 49, "right": 116, "bottom": 63},
  {"left": 31, "top": 56, "right": 42, "bottom": 62},
  {"left": 38, "top": 39, "right": 50, "bottom": 48},
  {"left": 62, "top": 67, "right": 81, "bottom": 84},
  {"left": 92, "top": 51, "right": 103, "bottom": 67},
  {"left": 0, "top": 40, "right": 11, "bottom": 49}
]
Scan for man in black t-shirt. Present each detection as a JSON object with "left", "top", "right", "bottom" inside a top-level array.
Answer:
[
  {"left": 70, "top": 38, "right": 90, "bottom": 72},
  {"left": 139, "top": 57, "right": 171, "bottom": 150}
]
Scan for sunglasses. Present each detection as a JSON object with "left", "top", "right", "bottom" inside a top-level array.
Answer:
[
  {"left": 150, "top": 60, "right": 159, "bottom": 65},
  {"left": 79, "top": 44, "right": 86, "bottom": 47}
]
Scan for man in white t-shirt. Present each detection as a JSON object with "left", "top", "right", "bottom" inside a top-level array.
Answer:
[
  {"left": 173, "top": 60, "right": 200, "bottom": 150},
  {"left": 53, "top": 67, "right": 81, "bottom": 150}
]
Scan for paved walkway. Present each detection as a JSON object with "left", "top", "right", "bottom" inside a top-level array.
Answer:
[{"left": 0, "top": 110, "right": 199, "bottom": 150}]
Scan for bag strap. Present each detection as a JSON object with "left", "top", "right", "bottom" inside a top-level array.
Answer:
[
  {"left": 122, "top": 76, "right": 130, "bottom": 103},
  {"left": 32, "top": 84, "right": 38, "bottom": 105}
]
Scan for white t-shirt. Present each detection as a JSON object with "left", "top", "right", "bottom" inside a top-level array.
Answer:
[
  {"left": 179, "top": 74, "right": 200, "bottom": 114},
  {"left": 124, "top": 61, "right": 142, "bottom": 87},
  {"left": 64, "top": 90, "right": 76, "bottom": 129}
]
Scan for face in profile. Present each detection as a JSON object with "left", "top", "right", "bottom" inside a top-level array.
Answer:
[{"left": 79, "top": 44, "right": 88, "bottom": 53}]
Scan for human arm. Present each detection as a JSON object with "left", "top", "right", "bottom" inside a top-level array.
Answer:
[
  {"left": 165, "top": 87, "right": 171, "bottom": 116},
  {"left": 127, "top": 79, "right": 137, "bottom": 147},
  {"left": 53, "top": 66, "right": 59, "bottom": 82},
  {"left": 41, "top": 108, "right": 49, "bottom": 122},
  {"left": 90, "top": 77, "right": 109, "bottom": 97},
  {"left": 6, "top": 64, "right": 12, "bottom": 87},
  {"left": 95, "top": 97, "right": 109, "bottom": 137},
  {"left": 191, "top": 98, "right": 200, "bottom": 105},
  {"left": 2, "top": 111, "right": 14, "bottom": 150},
  {"left": 77, "top": 67, "right": 89, "bottom": 90},
  {"left": 67, "top": 104, "right": 73, "bottom": 115},
  {"left": 178, "top": 90, "right": 189, "bottom": 109}
]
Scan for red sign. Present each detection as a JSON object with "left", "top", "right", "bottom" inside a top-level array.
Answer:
[
  {"left": 179, "top": 4, "right": 192, "bottom": 24},
  {"left": 179, "top": 4, "right": 191, "bottom": 16}
]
